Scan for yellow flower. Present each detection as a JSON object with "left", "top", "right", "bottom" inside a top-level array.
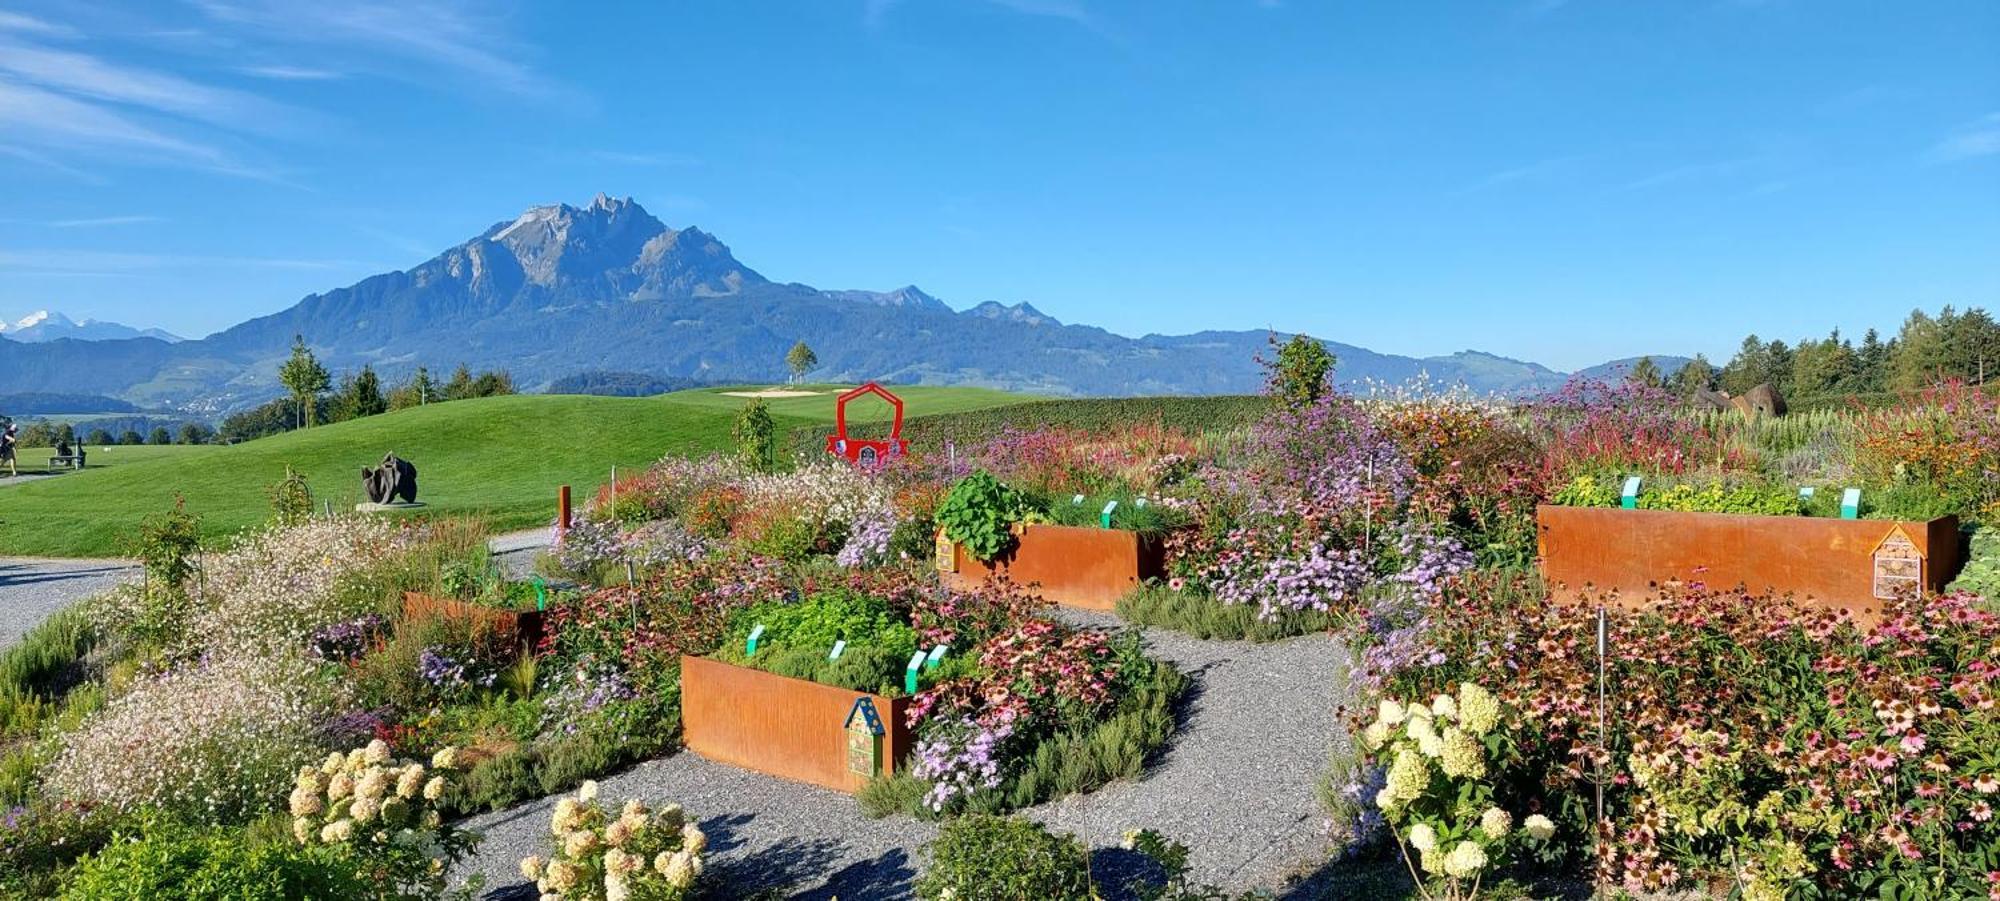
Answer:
[
  {"left": 1479, "top": 807, "right": 1512, "bottom": 839},
  {"left": 578, "top": 780, "right": 600, "bottom": 803},
  {"left": 552, "top": 798, "right": 582, "bottom": 835},
  {"left": 423, "top": 776, "right": 446, "bottom": 802},
  {"left": 1377, "top": 699, "right": 1408, "bottom": 726},
  {"left": 1416, "top": 732, "right": 1444, "bottom": 759},
  {"left": 397, "top": 764, "right": 426, "bottom": 800},
  {"left": 546, "top": 860, "right": 580, "bottom": 892},
  {"left": 291, "top": 817, "right": 312, "bottom": 844},
  {"left": 327, "top": 772, "right": 354, "bottom": 801},
  {"left": 363, "top": 739, "right": 392, "bottom": 765},
  {"left": 1523, "top": 814, "right": 1556, "bottom": 841},
  {"left": 1374, "top": 787, "right": 1399, "bottom": 813},
  {"left": 563, "top": 829, "right": 598, "bottom": 858},
  {"left": 519, "top": 855, "right": 545, "bottom": 881},
  {"left": 605, "top": 819, "right": 633, "bottom": 848},
  {"left": 681, "top": 822, "right": 707, "bottom": 855},
  {"left": 1407, "top": 822, "right": 1438, "bottom": 852},
  {"left": 1386, "top": 748, "right": 1430, "bottom": 802},
  {"left": 622, "top": 799, "right": 649, "bottom": 819},
  {"left": 431, "top": 747, "right": 459, "bottom": 770},
  {"left": 1443, "top": 841, "right": 1487, "bottom": 878},
  {"left": 1456, "top": 683, "right": 1500, "bottom": 736},
  {"left": 1430, "top": 694, "right": 1457, "bottom": 720},
  {"left": 289, "top": 785, "right": 322, "bottom": 817},
  {"left": 1361, "top": 721, "right": 1390, "bottom": 751},
  {"left": 1439, "top": 727, "right": 1486, "bottom": 780}
]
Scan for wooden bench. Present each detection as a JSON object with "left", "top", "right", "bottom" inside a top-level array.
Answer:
[{"left": 47, "top": 450, "right": 86, "bottom": 471}]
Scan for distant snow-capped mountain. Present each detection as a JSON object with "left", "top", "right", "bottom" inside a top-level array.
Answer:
[{"left": 0, "top": 311, "right": 183, "bottom": 343}]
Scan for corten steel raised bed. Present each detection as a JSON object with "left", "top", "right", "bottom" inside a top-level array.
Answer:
[
  {"left": 937, "top": 524, "right": 1166, "bottom": 611},
  {"left": 679, "top": 655, "right": 915, "bottom": 793},
  {"left": 401, "top": 591, "right": 546, "bottom": 655},
  {"left": 1536, "top": 505, "right": 1964, "bottom": 624}
]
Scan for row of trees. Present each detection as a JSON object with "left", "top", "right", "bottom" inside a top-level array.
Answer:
[
  {"left": 12, "top": 421, "right": 212, "bottom": 448},
  {"left": 231, "top": 336, "right": 514, "bottom": 442},
  {"left": 1625, "top": 305, "right": 1999, "bottom": 401}
]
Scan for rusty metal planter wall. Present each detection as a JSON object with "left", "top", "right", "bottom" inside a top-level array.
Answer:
[
  {"left": 679, "top": 655, "right": 914, "bottom": 793},
  {"left": 938, "top": 524, "right": 1165, "bottom": 611},
  {"left": 402, "top": 591, "right": 545, "bottom": 655},
  {"left": 1536, "top": 505, "right": 1964, "bottom": 623}
]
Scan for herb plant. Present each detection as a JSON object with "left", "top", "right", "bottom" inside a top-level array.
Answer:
[{"left": 935, "top": 471, "right": 1038, "bottom": 562}]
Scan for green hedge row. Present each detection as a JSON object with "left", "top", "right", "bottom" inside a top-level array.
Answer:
[{"left": 787, "top": 395, "right": 1270, "bottom": 457}]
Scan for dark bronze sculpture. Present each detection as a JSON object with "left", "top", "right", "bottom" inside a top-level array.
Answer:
[{"left": 362, "top": 453, "right": 418, "bottom": 504}]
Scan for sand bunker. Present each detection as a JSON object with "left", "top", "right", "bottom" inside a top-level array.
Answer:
[{"left": 719, "top": 389, "right": 826, "bottom": 398}]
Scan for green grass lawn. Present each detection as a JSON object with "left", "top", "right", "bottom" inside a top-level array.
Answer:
[
  {"left": 4, "top": 445, "right": 200, "bottom": 474},
  {"left": 0, "top": 385, "right": 1032, "bottom": 558}
]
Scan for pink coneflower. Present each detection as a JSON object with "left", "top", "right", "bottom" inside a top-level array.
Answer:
[
  {"left": 1973, "top": 801, "right": 1994, "bottom": 823},
  {"left": 1862, "top": 746, "right": 1898, "bottom": 771},
  {"left": 1167, "top": 577, "right": 1185, "bottom": 592},
  {"left": 1977, "top": 773, "right": 2000, "bottom": 794},
  {"left": 1901, "top": 733, "right": 1928, "bottom": 755}
]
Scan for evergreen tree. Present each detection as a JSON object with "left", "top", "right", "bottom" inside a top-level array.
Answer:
[
  {"left": 336, "top": 366, "right": 388, "bottom": 421},
  {"left": 1671, "top": 354, "right": 1716, "bottom": 396},
  {"left": 1625, "top": 357, "right": 1663, "bottom": 389},
  {"left": 277, "top": 335, "right": 332, "bottom": 429},
  {"left": 118, "top": 430, "right": 142, "bottom": 445},
  {"left": 85, "top": 428, "right": 112, "bottom": 446},
  {"left": 443, "top": 364, "right": 477, "bottom": 401},
  {"left": 389, "top": 366, "right": 438, "bottom": 411},
  {"left": 148, "top": 426, "right": 171, "bottom": 445},
  {"left": 177, "top": 422, "right": 213, "bottom": 445},
  {"left": 1788, "top": 330, "right": 1859, "bottom": 399},
  {"left": 470, "top": 370, "right": 514, "bottom": 398}
]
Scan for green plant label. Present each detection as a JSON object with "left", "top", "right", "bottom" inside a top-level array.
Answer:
[
  {"left": 1072, "top": 494, "right": 1085, "bottom": 505},
  {"left": 1101, "top": 500, "right": 1119, "bottom": 528},
  {"left": 1620, "top": 476, "right": 1642, "bottom": 509},
  {"left": 747, "top": 624, "right": 766, "bottom": 657},
  {"left": 1799, "top": 486, "right": 1815, "bottom": 499},
  {"left": 925, "top": 644, "right": 949, "bottom": 670},
  {"left": 905, "top": 650, "right": 927, "bottom": 694},
  {"left": 1134, "top": 497, "right": 1148, "bottom": 508},
  {"left": 1841, "top": 488, "right": 1862, "bottom": 520},
  {"left": 829, "top": 639, "right": 846, "bottom": 660},
  {"left": 533, "top": 576, "right": 547, "bottom": 611}
]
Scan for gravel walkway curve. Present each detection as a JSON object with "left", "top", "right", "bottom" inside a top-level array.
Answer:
[
  {"left": 458, "top": 533, "right": 1352, "bottom": 899},
  {"left": 0, "top": 557, "right": 138, "bottom": 649}
]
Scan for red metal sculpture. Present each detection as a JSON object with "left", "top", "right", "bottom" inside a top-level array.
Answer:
[{"left": 825, "top": 382, "right": 908, "bottom": 465}]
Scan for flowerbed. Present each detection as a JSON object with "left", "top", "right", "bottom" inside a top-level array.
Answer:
[{"left": 1338, "top": 569, "right": 2000, "bottom": 898}]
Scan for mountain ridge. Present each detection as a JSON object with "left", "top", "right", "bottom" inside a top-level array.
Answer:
[{"left": 0, "top": 195, "right": 1650, "bottom": 412}]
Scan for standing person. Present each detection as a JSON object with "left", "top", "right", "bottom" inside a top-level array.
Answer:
[{"left": 1, "top": 420, "right": 16, "bottom": 478}]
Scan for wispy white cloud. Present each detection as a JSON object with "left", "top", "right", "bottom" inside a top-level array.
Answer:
[
  {"left": 587, "top": 150, "right": 701, "bottom": 167},
  {"left": 1925, "top": 113, "right": 2000, "bottom": 164},
  {"left": 237, "top": 65, "right": 344, "bottom": 81},
  {"left": 191, "top": 0, "right": 560, "bottom": 99},
  {"left": 0, "top": 11, "right": 76, "bottom": 36},
  {"left": 867, "top": 0, "right": 1112, "bottom": 38},
  {"left": 50, "top": 215, "right": 165, "bottom": 228},
  {"left": 0, "top": 37, "right": 301, "bottom": 133},
  {"left": 0, "top": 79, "right": 234, "bottom": 166},
  {"left": 1609, "top": 156, "right": 1757, "bottom": 193},
  {"left": 0, "top": 143, "right": 108, "bottom": 183},
  {"left": 1462, "top": 155, "right": 1582, "bottom": 192}
]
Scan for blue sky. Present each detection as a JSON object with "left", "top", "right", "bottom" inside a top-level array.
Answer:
[{"left": 0, "top": 0, "right": 1994, "bottom": 370}]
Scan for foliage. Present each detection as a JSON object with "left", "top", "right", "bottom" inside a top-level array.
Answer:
[
  {"left": 1361, "top": 571, "right": 2000, "bottom": 899},
  {"left": 785, "top": 341, "right": 818, "bottom": 383},
  {"left": 733, "top": 399, "right": 778, "bottom": 472},
  {"left": 518, "top": 781, "right": 706, "bottom": 900},
  {"left": 133, "top": 496, "right": 202, "bottom": 595},
  {"left": 1115, "top": 582, "right": 1337, "bottom": 642},
  {"left": 717, "top": 587, "right": 920, "bottom": 694},
  {"left": 277, "top": 335, "right": 332, "bottom": 430},
  {"left": 1950, "top": 526, "right": 2000, "bottom": 598},
  {"left": 1262, "top": 333, "right": 1337, "bottom": 409},
  {"left": 914, "top": 814, "right": 1094, "bottom": 901},
  {"left": 934, "top": 471, "right": 1034, "bottom": 562},
  {"left": 57, "top": 818, "right": 371, "bottom": 901}
]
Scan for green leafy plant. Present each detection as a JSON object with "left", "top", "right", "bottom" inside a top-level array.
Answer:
[
  {"left": 1949, "top": 525, "right": 1998, "bottom": 599},
  {"left": 134, "top": 496, "right": 202, "bottom": 595},
  {"left": 935, "top": 471, "right": 1037, "bottom": 562},
  {"left": 734, "top": 399, "right": 778, "bottom": 473},
  {"left": 58, "top": 820, "right": 370, "bottom": 901},
  {"left": 914, "top": 814, "right": 1095, "bottom": 901},
  {"left": 1115, "top": 582, "right": 1337, "bottom": 641}
]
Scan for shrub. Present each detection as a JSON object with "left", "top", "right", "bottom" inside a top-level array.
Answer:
[
  {"left": 0, "top": 802, "right": 121, "bottom": 899},
  {"left": 734, "top": 399, "right": 777, "bottom": 472},
  {"left": 935, "top": 471, "right": 1034, "bottom": 561},
  {"left": 287, "top": 741, "right": 478, "bottom": 898},
  {"left": 1951, "top": 526, "right": 1999, "bottom": 599},
  {"left": 1115, "top": 582, "right": 1336, "bottom": 642},
  {"left": 133, "top": 497, "right": 202, "bottom": 595},
  {"left": 268, "top": 465, "right": 315, "bottom": 526},
  {"left": 914, "top": 814, "right": 1094, "bottom": 901},
  {"left": 1360, "top": 683, "right": 1558, "bottom": 896},
  {"left": 58, "top": 820, "right": 369, "bottom": 901},
  {"left": 43, "top": 654, "right": 339, "bottom": 823},
  {"left": 519, "top": 781, "right": 706, "bottom": 900}
]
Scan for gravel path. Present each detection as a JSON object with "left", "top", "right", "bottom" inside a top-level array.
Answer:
[
  {"left": 458, "top": 524, "right": 1351, "bottom": 899},
  {"left": 0, "top": 557, "right": 138, "bottom": 649},
  {"left": 488, "top": 528, "right": 554, "bottom": 580}
]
